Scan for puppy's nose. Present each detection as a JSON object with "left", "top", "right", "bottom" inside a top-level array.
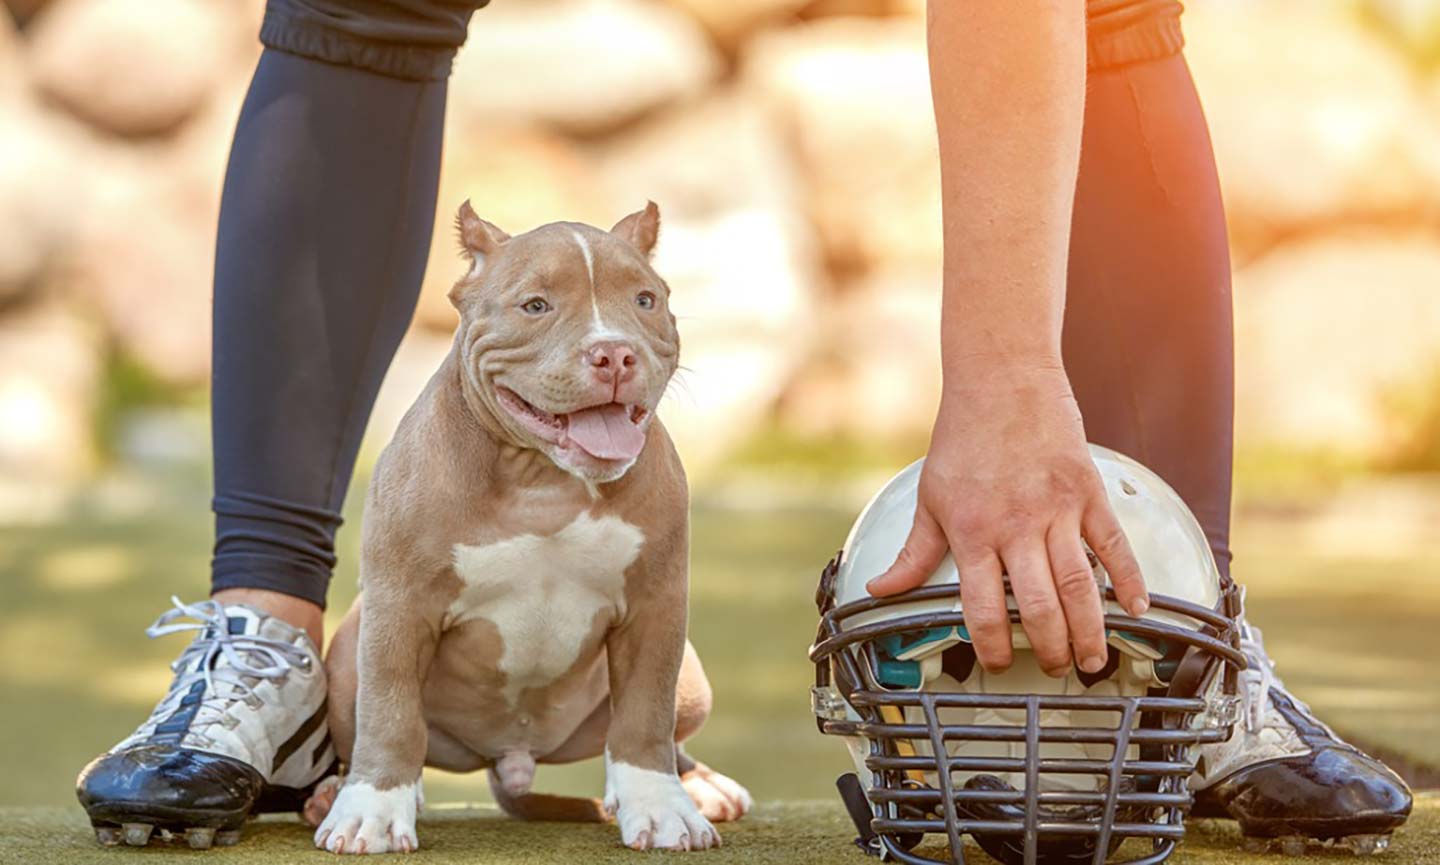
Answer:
[{"left": 587, "top": 341, "right": 637, "bottom": 383}]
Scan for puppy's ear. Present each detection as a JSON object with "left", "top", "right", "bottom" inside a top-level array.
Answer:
[
  {"left": 610, "top": 201, "right": 660, "bottom": 258},
  {"left": 451, "top": 200, "right": 511, "bottom": 307}
]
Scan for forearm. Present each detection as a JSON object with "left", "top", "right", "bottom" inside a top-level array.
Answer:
[{"left": 928, "top": 0, "right": 1085, "bottom": 378}]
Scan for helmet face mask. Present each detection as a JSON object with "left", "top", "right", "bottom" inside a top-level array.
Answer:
[{"left": 809, "top": 448, "right": 1247, "bottom": 865}]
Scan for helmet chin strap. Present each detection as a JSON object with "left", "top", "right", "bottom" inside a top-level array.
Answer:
[{"left": 877, "top": 705, "right": 931, "bottom": 788}]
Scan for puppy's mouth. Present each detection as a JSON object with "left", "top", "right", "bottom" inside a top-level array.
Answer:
[{"left": 496, "top": 387, "right": 651, "bottom": 462}]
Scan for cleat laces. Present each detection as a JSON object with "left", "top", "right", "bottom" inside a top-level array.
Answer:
[{"left": 140, "top": 597, "right": 311, "bottom": 742}]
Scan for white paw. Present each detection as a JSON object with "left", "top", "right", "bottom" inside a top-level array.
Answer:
[
  {"left": 312, "top": 780, "right": 420, "bottom": 854},
  {"left": 605, "top": 753, "right": 719, "bottom": 851},
  {"left": 681, "top": 763, "right": 753, "bottom": 822}
]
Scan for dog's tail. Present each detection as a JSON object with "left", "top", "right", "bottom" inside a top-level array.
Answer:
[{"left": 487, "top": 769, "right": 608, "bottom": 823}]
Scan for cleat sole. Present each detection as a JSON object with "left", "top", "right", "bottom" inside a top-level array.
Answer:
[
  {"left": 1238, "top": 832, "right": 1394, "bottom": 857},
  {"left": 1342, "top": 834, "right": 1391, "bottom": 856},
  {"left": 186, "top": 826, "right": 217, "bottom": 849},
  {"left": 121, "top": 822, "right": 154, "bottom": 846},
  {"left": 88, "top": 816, "right": 248, "bottom": 849}
]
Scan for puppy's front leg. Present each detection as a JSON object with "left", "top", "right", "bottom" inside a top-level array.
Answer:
[
  {"left": 603, "top": 546, "right": 719, "bottom": 852},
  {"left": 315, "top": 587, "right": 437, "bottom": 855}
]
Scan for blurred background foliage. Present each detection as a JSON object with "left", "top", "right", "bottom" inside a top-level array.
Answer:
[{"left": 0, "top": 0, "right": 1437, "bottom": 812}]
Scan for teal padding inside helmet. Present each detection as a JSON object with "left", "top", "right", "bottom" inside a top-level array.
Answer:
[
  {"left": 878, "top": 627, "right": 964, "bottom": 661},
  {"left": 876, "top": 659, "right": 922, "bottom": 688},
  {"left": 1109, "top": 629, "right": 1180, "bottom": 681},
  {"left": 873, "top": 627, "right": 966, "bottom": 687}
]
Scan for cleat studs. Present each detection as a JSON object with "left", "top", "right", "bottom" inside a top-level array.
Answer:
[
  {"left": 186, "top": 827, "right": 217, "bottom": 850},
  {"left": 122, "top": 823, "right": 154, "bottom": 846},
  {"left": 1279, "top": 836, "right": 1308, "bottom": 856},
  {"left": 1344, "top": 835, "right": 1390, "bottom": 856},
  {"left": 215, "top": 829, "right": 243, "bottom": 847},
  {"left": 94, "top": 827, "right": 123, "bottom": 847}
]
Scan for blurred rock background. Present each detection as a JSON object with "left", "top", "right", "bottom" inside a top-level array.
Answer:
[
  {"left": 2, "top": 0, "right": 1439, "bottom": 504},
  {"left": 2, "top": 0, "right": 1439, "bottom": 813}
]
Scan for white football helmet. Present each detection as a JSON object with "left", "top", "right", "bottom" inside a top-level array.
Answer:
[{"left": 810, "top": 445, "right": 1245, "bottom": 865}]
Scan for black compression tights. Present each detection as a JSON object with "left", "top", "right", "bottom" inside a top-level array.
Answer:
[
  {"left": 1064, "top": 53, "right": 1234, "bottom": 579},
  {"left": 209, "top": 51, "right": 446, "bottom": 607},
  {"left": 207, "top": 48, "right": 1232, "bottom": 607}
]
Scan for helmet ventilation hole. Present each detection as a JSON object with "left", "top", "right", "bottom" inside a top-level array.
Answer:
[{"left": 1120, "top": 479, "right": 1138, "bottom": 495}]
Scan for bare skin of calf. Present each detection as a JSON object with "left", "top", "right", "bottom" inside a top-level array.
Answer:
[{"left": 307, "top": 204, "right": 749, "bottom": 855}]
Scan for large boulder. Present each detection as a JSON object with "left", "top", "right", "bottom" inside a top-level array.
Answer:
[
  {"left": 56, "top": 127, "right": 223, "bottom": 385},
  {"left": 67, "top": 192, "right": 216, "bottom": 385},
  {"left": 449, "top": 0, "right": 721, "bottom": 135},
  {"left": 742, "top": 18, "right": 940, "bottom": 274},
  {"left": 653, "top": 209, "right": 820, "bottom": 475},
  {"left": 1184, "top": 1, "right": 1440, "bottom": 258},
  {"left": 415, "top": 127, "right": 610, "bottom": 332},
  {"left": 2, "top": 0, "right": 54, "bottom": 25},
  {"left": 596, "top": 87, "right": 807, "bottom": 226},
  {"left": 26, "top": 0, "right": 231, "bottom": 137},
  {"left": 597, "top": 89, "right": 824, "bottom": 474},
  {"left": 1234, "top": 235, "right": 1440, "bottom": 456},
  {"left": 661, "top": 0, "right": 808, "bottom": 53},
  {"left": 0, "top": 302, "right": 101, "bottom": 481},
  {"left": 777, "top": 267, "right": 941, "bottom": 439},
  {"left": 0, "top": 7, "right": 21, "bottom": 90},
  {"left": 0, "top": 93, "right": 92, "bottom": 301}
]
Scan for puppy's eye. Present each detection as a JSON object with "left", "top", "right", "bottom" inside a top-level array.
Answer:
[
  {"left": 635, "top": 291, "right": 657, "bottom": 310},
  {"left": 521, "top": 297, "right": 551, "bottom": 315}
]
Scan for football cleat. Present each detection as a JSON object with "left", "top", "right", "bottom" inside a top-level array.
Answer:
[
  {"left": 1190, "top": 619, "right": 1412, "bottom": 853},
  {"left": 76, "top": 598, "right": 337, "bottom": 847}
]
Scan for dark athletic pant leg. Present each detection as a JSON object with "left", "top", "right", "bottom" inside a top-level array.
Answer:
[
  {"left": 210, "top": 1, "right": 486, "bottom": 607},
  {"left": 1063, "top": 49, "right": 1235, "bottom": 577}
]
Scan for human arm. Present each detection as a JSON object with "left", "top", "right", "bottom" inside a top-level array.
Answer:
[{"left": 866, "top": 0, "right": 1148, "bottom": 676}]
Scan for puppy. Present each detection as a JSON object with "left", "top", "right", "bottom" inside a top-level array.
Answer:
[{"left": 307, "top": 202, "right": 750, "bottom": 854}]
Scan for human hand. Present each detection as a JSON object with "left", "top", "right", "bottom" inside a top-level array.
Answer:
[{"left": 866, "top": 362, "right": 1148, "bottom": 676}]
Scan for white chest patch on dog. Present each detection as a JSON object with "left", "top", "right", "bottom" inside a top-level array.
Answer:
[{"left": 448, "top": 512, "right": 643, "bottom": 703}]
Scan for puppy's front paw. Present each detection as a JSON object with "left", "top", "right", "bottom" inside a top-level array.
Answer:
[
  {"left": 605, "top": 759, "right": 719, "bottom": 851},
  {"left": 313, "top": 780, "right": 420, "bottom": 854},
  {"left": 681, "top": 762, "right": 753, "bottom": 822}
]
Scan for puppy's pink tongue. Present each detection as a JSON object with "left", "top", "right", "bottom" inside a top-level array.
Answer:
[{"left": 566, "top": 404, "right": 645, "bottom": 461}]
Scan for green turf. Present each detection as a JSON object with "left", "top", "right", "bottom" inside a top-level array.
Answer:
[
  {"left": 2, "top": 459, "right": 1438, "bottom": 861},
  {"left": 1, "top": 798, "right": 1436, "bottom": 865}
]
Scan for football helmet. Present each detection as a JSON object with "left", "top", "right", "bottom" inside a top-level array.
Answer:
[{"left": 810, "top": 445, "right": 1246, "bottom": 865}]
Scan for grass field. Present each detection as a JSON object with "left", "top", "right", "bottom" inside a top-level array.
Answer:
[
  {"left": 2, "top": 799, "right": 1437, "bottom": 865},
  {"left": 1, "top": 459, "right": 1437, "bottom": 862}
]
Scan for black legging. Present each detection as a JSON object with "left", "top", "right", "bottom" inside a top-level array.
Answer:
[
  {"left": 1065, "top": 51, "right": 1234, "bottom": 579},
  {"left": 209, "top": 0, "right": 1231, "bottom": 608}
]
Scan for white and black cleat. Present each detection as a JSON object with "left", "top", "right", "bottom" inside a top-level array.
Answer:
[
  {"left": 76, "top": 598, "right": 338, "bottom": 847},
  {"left": 1191, "top": 619, "right": 1411, "bottom": 854}
]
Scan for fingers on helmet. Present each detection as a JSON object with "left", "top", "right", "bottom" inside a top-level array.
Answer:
[
  {"left": 867, "top": 507, "right": 948, "bottom": 597},
  {"left": 1083, "top": 503, "right": 1148, "bottom": 617},
  {"left": 1046, "top": 521, "right": 1107, "bottom": 674},
  {"left": 1002, "top": 542, "right": 1073, "bottom": 677},
  {"left": 956, "top": 550, "right": 1012, "bottom": 673}
]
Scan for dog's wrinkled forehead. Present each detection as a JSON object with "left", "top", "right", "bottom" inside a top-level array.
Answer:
[
  {"left": 447, "top": 201, "right": 668, "bottom": 322},
  {"left": 485, "top": 226, "right": 651, "bottom": 304}
]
